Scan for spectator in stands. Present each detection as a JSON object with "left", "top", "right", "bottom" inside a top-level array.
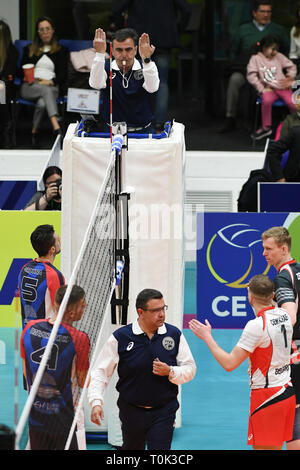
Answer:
[
  {"left": 278, "top": 89, "right": 300, "bottom": 138},
  {"left": 111, "top": 0, "right": 191, "bottom": 132},
  {"left": 247, "top": 35, "right": 296, "bottom": 141},
  {"left": 89, "top": 27, "right": 159, "bottom": 134},
  {"left": 289, "top": 1, "right": 300, "bottom": 75},
  {"left": 0, "top": 20, "right": 19, "bottom": 149},
  {"left": 266, "top": 126, "right": 300, "bottom": 182},
  {"left": 219, "top": 1, "right": 289, "bottom": 134},
  {"left": 19, "top": 16, "right": 69, "bottom": 147},
  {"left": 24, "top": 166, "right": 62, "bottom": 211},
  {"left": 20, "top": 284, "right": 90, "bottom": 450}
]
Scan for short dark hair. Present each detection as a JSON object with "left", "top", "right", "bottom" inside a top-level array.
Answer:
[
  {"left": 112, "top": 28, "right": 138, "bottom": 46},
  {"left": 42, "top": 166, "right": 62, "bottom": 186},
  {"left": 136, "top": 288, "right": 163, "bottom": 310},
  {"left": 253, "top": 1, "right": 272, "bottom": 11},
  {"left": 30, "top": 224, "right": 56, "bottom": 257},
  {"left": 55, "top": 284, "right": 85, "bottom": 307},
  {"left": 248, "top": 274, "right": 274, "bottom": 298}
]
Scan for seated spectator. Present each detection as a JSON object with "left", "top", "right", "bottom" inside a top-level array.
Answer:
[
  {"left": 89, "top": 27, "right": 159, "bottom": 133},
  {"left": 19, "top": 16, "right": 69, "bottom": 147},
  {"left": 219, "top": 1, "right": 289, "bottom": 134},
  {"left": 266, "top": 126, "right": 300, "bottom": 182},
  {"left": 25, "top": 166, "right": 62, "bottom": 211},
  {"left": 279, "top": 90, "right": 300, "bottom": 138},
  {"left": 289, "top": 1, "right": 300, "bottom": 75},
  {"left": 0, "top": 20, "right": 19, "bottom": 149},
  {"left": 247, "top": 35, "right": 296, "bottom": 141}
]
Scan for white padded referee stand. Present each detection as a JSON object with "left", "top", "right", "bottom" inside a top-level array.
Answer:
[{"left": 61, "top": 122, "right": 186, "bottom": 446}]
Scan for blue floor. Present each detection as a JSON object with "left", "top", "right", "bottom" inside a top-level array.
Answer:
[{"left": 0, "top": 262, "right": 252, "bottom": 450}]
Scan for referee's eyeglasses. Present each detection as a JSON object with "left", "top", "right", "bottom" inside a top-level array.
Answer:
[{"left": 141, "top": 305, "right": 168, "bottom": 314}]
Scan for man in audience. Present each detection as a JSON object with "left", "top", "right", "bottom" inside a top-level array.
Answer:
[
  {"left": 219, "top": 1, "right": 289, "bottom": 133},
  {"left": 266, "top": 126, "right": 300, "bottom": 182}
]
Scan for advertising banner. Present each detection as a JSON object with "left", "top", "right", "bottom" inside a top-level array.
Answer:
[
  {"left": 197, "top": 212, "right": 300, "bottom": 329},
  {"left": 0, "top": 211, "right": 61, "bottom": 328}
]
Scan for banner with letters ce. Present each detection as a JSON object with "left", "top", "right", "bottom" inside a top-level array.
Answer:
[{"left": 196, "top": 212, "right": 300, "bottom": 329}]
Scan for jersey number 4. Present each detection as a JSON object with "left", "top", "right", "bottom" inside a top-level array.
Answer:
[{"left": 31, "top": 344, "right": 59, "bottom": 371}]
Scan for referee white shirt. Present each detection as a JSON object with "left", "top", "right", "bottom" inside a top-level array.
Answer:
[{"left": 88, "top": 319, "right": 196, "bottom": 409}]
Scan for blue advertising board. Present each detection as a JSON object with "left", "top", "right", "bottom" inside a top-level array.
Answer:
[{"left": 196, "top": 212, "right": 300, "bottom": 329}]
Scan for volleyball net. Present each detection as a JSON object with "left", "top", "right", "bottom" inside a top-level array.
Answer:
[{"left": 15, "top": 128, "right": 130, "bottom": 450}]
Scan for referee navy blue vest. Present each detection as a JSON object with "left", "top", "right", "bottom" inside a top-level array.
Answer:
[
  {"left": 102, "top": 60, "right": 154, "bottom": 128},
  {"left": 113, "top": 322, "right": 181, "bottom": 408}
]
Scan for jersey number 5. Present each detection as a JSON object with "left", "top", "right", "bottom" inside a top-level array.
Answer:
[{"left": 21, "top": 276, "right": 38, "bottom": 302}]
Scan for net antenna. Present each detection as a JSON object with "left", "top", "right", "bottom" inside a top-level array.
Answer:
[
  {"left": 15, "top": 125, "right": 129, "bottom": 450},
  {"left": 111, "top": 122, "right": 130, "bottom": 326},
  {"left": 109, "top": 42, "right": 113, "bottom": 142}
]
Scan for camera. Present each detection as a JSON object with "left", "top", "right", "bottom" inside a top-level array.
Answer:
[{"left": 55, "top": 179, "right": 62, "bottom": 192}]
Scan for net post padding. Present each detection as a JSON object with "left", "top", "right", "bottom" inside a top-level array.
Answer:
[{"left": 15, "top": 136, "right": 122, "bottom": 450}]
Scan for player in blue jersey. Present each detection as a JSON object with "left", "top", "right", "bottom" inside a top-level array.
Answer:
[
  {"left": 18, "top": 224, "right": 65, "bottom": 329},
  {"left": 89, "top": 27, "right": 159, "bottom": 133},
  {"left": 20, "top": 284, "right": 90, "bottom": 450},
  {"left": 88, "top": 288, "right": 196, "bottom": 450}
]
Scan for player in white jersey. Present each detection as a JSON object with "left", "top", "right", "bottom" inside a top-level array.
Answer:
[{"left": 189, "top": 274, "right": 295, "bottom": 450}]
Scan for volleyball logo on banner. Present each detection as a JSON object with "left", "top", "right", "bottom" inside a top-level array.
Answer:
[{"left": 196, "top": 212, "right": 300, "bottom": 329}]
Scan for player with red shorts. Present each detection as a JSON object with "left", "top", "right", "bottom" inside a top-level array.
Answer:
[{"left": 189, "top": 274, "right": 295, "bottom": 450}]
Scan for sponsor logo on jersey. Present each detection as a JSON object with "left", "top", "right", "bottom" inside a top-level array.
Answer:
[{"left": 162, "top": 336, "right": 175, "bottom": 351}]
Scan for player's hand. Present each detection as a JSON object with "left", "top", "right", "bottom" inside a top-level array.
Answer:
[
  {"left": 91, "top": 405, "right": 104, "bottom": 426},
  {"left": 139, "top": 33, "right": 155, "bottom": 60},
  {"left": 93, "top": 28, "right": 107, "bottom": 54},
  {"left": 189, "top": 318, "right": 212, "bottom": 341},
  {"left": 152, "top": 358, "right": 170, "bottom": 376}
]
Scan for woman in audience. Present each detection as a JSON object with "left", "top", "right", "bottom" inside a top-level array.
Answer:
[
  {"left": 20, "top": 16, "right": 69, "bottom": 147},
  {"left": 0, "top": 20, "right": 19, "bottom": 149}
]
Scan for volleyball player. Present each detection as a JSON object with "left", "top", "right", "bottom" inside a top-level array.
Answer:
[
  {"left": 262, "top": 226, "right": 300, "bottom": 450},
  {"left": 18, "top": 224, "right": 65, "bottom": 329},
  {"left": 20, "top": 284, "right": 90, "bottom": 450},
  {"left": 189, "top": 274, "right": 295, "bottom": 450}
]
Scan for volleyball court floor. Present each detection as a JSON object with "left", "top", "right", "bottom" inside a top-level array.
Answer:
[{"left": 1, "top": 262, "right": 253, "bottom": 450}]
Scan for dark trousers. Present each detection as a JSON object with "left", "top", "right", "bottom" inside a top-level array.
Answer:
[
  {"left": 29, "top": 426, "right": 78, "bottom": 450},
  {"left": 117, "top": 396, "right": 179, "bottom": 450}
]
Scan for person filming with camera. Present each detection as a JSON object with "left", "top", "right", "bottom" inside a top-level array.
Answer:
[{"left": 25, "top": 166, "right": 62, "bottom": 211}]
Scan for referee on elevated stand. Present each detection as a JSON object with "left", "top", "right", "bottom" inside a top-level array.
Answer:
[
  {"left": 88, "top": 288, "right": 196, "bottom": 450},
  {"left": 89, "top": 27, "right": 160, "bottom": 134}
]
